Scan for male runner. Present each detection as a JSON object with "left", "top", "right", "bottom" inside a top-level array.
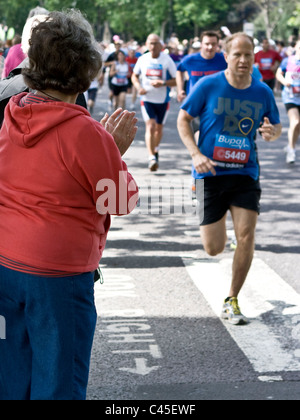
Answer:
[
  {"left": 132, "top": 34, "right": 177, "bottom": 171},
  {"left": 176, "top": 31, "right": 227, "bottom": 103},
  {"left": 177, "top": 33, "right": 282, "bottom": 325},
  {"left": 255, "top": 38, "right": 282, "bottom": 91}
]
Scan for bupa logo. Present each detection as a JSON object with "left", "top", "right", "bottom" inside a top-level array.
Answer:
[{"left": 0, "top": 315, "right": 6, "bottom": 340}]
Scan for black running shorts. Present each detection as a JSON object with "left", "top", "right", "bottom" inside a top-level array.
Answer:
[
  {"left": 285, "top": 103, "right": 300, "bottom": 113},
  {"left": 200, "top": 175, "right": 262, "bottom": 226}
]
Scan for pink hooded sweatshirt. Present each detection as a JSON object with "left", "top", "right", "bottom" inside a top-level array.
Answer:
[
  {"left": 0, "top": 93, "right": 138, "bottom": 274},
  {"left": 2, "top": 44, "right": 26, "bottom": 78}
]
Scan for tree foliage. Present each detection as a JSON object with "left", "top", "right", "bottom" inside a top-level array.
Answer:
[
  {"left": 251, "top": 0, "right": 298, "bottom": 39},
  {"left": 287, "top": 3, "right": 300, "bottom": 29},
  {"left": 0, "top": 0, "right": 298, "bottom": 41}
]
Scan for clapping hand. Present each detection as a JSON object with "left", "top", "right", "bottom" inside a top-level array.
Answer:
[{"left": 100, "top": 108, "right": 138, "bottom": 156}]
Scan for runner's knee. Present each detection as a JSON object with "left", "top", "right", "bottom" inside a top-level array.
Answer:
[
  {"left": 202, "top": 238, "right": 226, "bottom": 256},
  {"left": 235, "top": 226, "right": 255, "bottom": 248}
]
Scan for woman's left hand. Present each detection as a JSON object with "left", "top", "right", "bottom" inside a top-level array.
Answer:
[{"left": 100, "top": 108, "right": 138, "bottom": 156}]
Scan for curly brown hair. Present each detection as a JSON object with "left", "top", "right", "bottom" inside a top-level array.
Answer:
[{"left": 22, "top": 10, "right": 102, "bottom": 95}]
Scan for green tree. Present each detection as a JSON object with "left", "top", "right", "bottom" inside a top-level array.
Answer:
[
  {"left": 173, "top": 0, "right": 232, "bottom": 38},
  {"left": 93, "top": 0, "right": 171, "bottom": 41},
  {"left": 287, "top": 3, "right": 300, "bottom": 29},
  {"left": 0, "top": 0, "right": 38, "bottom": 32},
  {"left": 1, "top": 0, "right": 298, "bottom": 43},
  {"left": 237, "top": 0, "right": 299, "bottom": 40}
]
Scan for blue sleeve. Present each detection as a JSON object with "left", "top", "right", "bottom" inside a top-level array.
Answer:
[
  {"left": 181, "top": 79, "right": 207, "bottom": 117},
  {"left": 252, "top": 66, "right": 262, "bottom": 80},
  {"left": 280, "top": 57, "right": 288, "bottom": 72},
  {"left": 177, "top": 56, "right": 187, "bottom": 72},
  {"left": 264, "top": 87, "right": 281, "bottom": 125},
  {"left": 181, "top": 77, "right": 209, "bottom": 118}
]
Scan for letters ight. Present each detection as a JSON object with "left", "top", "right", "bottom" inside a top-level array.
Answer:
[{"left": 0, "top": 315, "right": 6, "bottom": 340}]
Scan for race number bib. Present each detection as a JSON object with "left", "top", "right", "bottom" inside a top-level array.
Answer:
[
  {"left": 116, "top": 75, "right": 128, "bottom": 85},
  {"left": 292, "top": 78, "right": 300, "bottom": 96},
  {"left": 286, "top": 58, "right": 300, "bottom": 96},
  {"left": 146, "top": 64, "right": 163, "bottom": 79},
  {"left": 260, "top": 58, "right": 272, "bottom": 70},
  {"left": 213, "top": 134, "right": 251, "bottom": 169}
]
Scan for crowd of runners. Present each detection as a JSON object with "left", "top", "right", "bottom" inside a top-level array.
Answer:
[{"left": 86, "top": 31, "right": 299, "bottom": 168}]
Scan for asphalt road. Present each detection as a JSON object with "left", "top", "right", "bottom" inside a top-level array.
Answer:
[{"left": 86, "top": 84, "right": 300, "bottom": 401}]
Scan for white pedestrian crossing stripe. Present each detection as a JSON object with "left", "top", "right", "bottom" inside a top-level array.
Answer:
[{"left": 183, "top": 256, "right": 300, "bottom": 373}]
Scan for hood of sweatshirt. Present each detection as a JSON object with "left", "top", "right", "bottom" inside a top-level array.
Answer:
[{"left": 3, "top": 93, "right": 90, "bottom": 148}]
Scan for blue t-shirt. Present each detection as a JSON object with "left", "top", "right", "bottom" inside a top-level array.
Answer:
[
  {"left": 177, "top": 52, "right": 227, "bottom": 94},
  {"left": 181, "top": 71, "right": 281, "bottom": 180},
  {"left": 252, "top": 65, "right": 263, "bottom": 81}
]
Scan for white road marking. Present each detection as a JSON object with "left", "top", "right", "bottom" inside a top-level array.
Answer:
[
  {"left": 119, "top": 358, "right": 160, "bottom": 375},
  {"left": 94, "top": 269, "right": 163, "bottom": 375},
  {"left": 258, "top": 376, "right": 283, "bottom": 382},
  {"left": 107, "top": 230, "right": 140, "bottom": 239},
  {"left": 183, "top": 256, "right": 300, "bottom": 373}
]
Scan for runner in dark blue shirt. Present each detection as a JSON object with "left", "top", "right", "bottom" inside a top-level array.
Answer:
[{"left": 176, "top": 31, "right": 227, "bottom": 103}]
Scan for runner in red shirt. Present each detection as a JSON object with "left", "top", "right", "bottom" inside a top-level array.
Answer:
[
  {"left": 126, "top": 47, "right": 139, "bottom": 110},
  {"left": 255, "top": 38, "right": 282, "bottom": 90}
]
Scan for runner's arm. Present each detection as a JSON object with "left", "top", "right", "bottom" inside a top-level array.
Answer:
[
  {"left": 150, "top": 78, "right": 176, "bottom": 88},
  {"left": 176, "top": 70, "right": 187, "bottom": 102},
  {"left": 109, "top": 62, "right": 117, "bottom": 77},
  {"left": 131, "top": 72, "right": 147, "bottom": 95},
  {"left": 276, "top": 67, "right": 290, "bottom": 87},
  {"left": 165, "top": 78, "right": 176, "bottom": 87},
  {"left": 271, "top": 59, "right": 281, "bottom": 74},
  {"left": 177, "top": 109, "right": 217, "bottom": 175}
]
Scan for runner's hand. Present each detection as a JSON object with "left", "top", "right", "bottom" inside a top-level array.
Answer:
[
  {"left": 259, "top": 117, "right": 276, "bottom": 142},
  {"left": 151, "top": 80, "right": 165, "bottom": 88},
  {"left": 177, "top": 90, "right": 187, "bottom": 103},
  {"left": 192, "top": 152, "right": 217, "bottom": 176},
  {"left": 138, "top": 87, "right": 148, "bottom": 95}
]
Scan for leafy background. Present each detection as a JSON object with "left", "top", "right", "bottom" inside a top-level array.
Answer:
[{"left": 0, "top": 0, "right": 299, "bottom": 42}]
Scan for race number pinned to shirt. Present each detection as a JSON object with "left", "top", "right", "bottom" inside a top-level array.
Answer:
[
  {"left": 286, "top": 57, "right": 300, "bottom": 96},
  {"left": 213, "top": 134, "right": 251, "bottom": 169},
  {"left": 290, "top": 74, "right": 300, "bottom": 96},
  {"left": 116, "top": 75, "right": 128, "bottom": 85},
  {"left": 146, "top": 64, "right": 163, "bottom": 79},
  {"left": 260, "top": 58, "right": 272, "bottom": 70}
]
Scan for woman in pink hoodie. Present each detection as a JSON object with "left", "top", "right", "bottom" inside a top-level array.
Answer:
[
  {"left": 2, "top": 35, "right": 26, "bottom": 79},
  {"left": 0, "top": 10, "right": 138, "bottom": 400}
]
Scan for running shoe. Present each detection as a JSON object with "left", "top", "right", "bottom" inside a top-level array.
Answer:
[
  {"left": 221, "top": 297, "right": 248, "bottom": 325},
  {"left": 286, "top": 147, "right": 296, "bottom": 164},
  {"left": 148, "top": 157, "right": 159, "bottom": 172},
  {"left": 230, "top": 239, "right": 237, "bottom": 251}
]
